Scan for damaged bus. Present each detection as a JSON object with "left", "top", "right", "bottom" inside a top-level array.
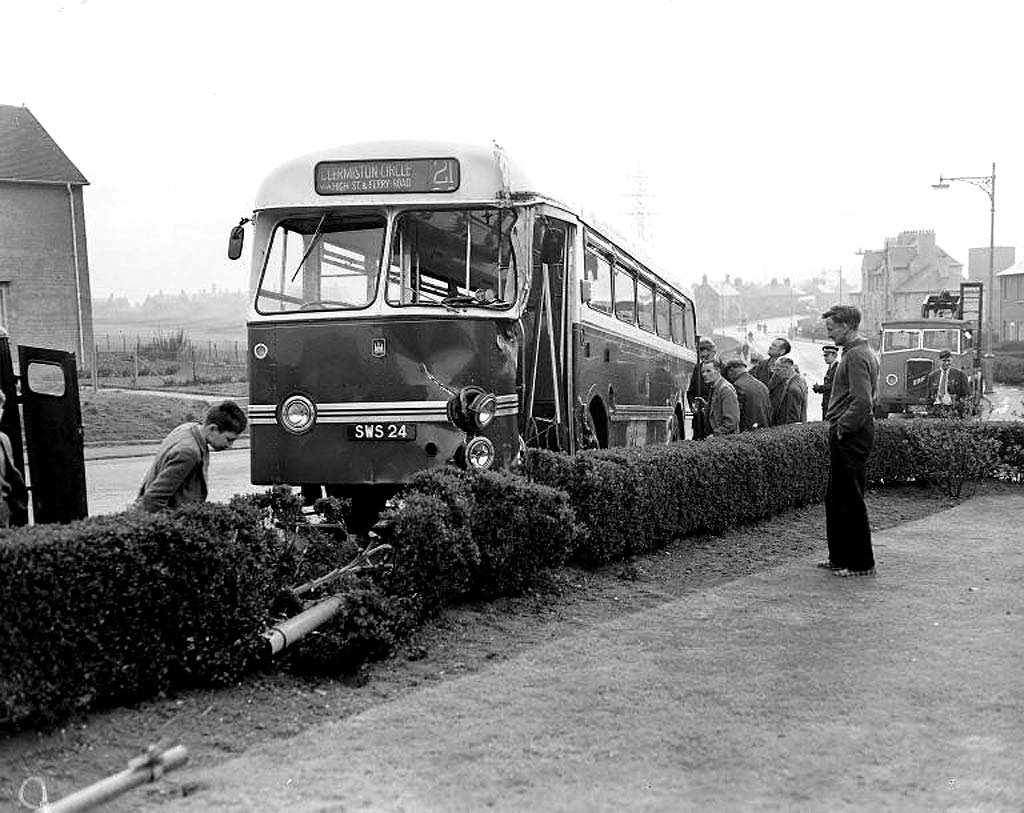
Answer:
[{"left": 229, "top": 141, "right": 697, "bottom": 524}]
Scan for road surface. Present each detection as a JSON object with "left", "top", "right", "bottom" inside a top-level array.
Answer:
[{"left": 86, "top": 446, "right": 259, "bottom": 516}]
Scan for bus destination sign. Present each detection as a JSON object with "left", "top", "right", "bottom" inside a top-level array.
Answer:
[{"left": 315, "top": 158, "right": 460, "bottom": 195}]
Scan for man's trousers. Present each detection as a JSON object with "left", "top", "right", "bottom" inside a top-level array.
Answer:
[{"left": 825, "top": 421, "right": 875, "bottom": 571}]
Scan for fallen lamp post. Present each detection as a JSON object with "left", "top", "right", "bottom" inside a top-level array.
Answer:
[
  {"left": 263, "top": 539, "right": 392, "bottom": 657},
  {"left": 27, "top": 741, "right": 189, "bottom": 812}
]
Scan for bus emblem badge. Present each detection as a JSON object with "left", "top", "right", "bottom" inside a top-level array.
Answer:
[{"left": 372, "top": 338, "right": 386, "bottom": 358}]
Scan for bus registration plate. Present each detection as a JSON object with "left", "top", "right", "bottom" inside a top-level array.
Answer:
[{"left": 348, "top": 423, "right": 417, "bottom": 441}]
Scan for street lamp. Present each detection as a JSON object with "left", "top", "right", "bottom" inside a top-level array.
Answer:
[{"left": 931, "top": 163, "right": 997, "bottom": 350}]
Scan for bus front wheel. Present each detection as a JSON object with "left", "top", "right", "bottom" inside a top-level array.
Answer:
[{"left": 324, "top": 485, "right": 399, "bottom": 535}]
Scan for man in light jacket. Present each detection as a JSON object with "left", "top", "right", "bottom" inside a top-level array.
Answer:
[{"left": 136, "top": 400, "right": 247, "bottom": 512}]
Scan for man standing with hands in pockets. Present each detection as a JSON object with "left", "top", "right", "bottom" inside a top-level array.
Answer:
[{"left": 819, "top": 305, "right": 878, "bottom": 578}]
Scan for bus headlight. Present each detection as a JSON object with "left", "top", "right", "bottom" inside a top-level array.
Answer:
[
  {"left": 885, "top": 373, "right": 898, "bottom": 386},
  {"left": 280, "top": 394, "right": 316, "bottom": 435},
  {"left": 465, "top": 436, "right": 495, "bottom": 470},
  {"left": 468, "top": 391, "right": 497, "bottom": 431},
  {"left": 447, "top": 386, "right": 498, "bottom": 433}
]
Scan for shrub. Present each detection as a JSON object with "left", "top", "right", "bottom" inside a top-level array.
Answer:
[
  {"left": 464, "top": 470, "right": 574, "bottom": 596},
  {"left": 143, "top": 329, "right": 189, "bottom": 361},
  {"left": 377, "top": 467, "right": 575, "bottom": 603},
  {"left": 992, "top": 356, "right": 1024, "bottom": 386},
  {"left": 378, "top": 489, "right": 479, "bottom": 619},
  {"left": 280, "top": 575, "right": 416, "bottom": 676},
  {"left": 0, "top": 502, "right": 287, "bottom": 729}
]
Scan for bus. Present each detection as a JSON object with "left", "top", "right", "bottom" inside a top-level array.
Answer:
[
  {"left": 875, "top": 282, "right": 983, "bottom": 416},
  {"left": 228, "top": 141, "right": 697, "bottom": 524}
]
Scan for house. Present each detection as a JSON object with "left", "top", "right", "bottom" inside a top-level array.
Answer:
[
  {"left": 996, "top": 257, "right": 1024, "bottom": 344},
  {"left": 0, "top": 104, "right": 93, "bottom": 363},
  {"left": 969, "top": 247, "right": 1016, "bottom": 338},
  {"left": 693, "top": 274, "right": 742, "bottom": 336},
  {"left": 858, "top": 230, "right": 963, "bottom": 338}
]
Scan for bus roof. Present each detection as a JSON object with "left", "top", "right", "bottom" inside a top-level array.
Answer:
[
  {"left": 254, "top": 140, "right": 541, "bottom": 210},
  {"left": 254, "top": 140, "right": 687, "bottom": 300}
]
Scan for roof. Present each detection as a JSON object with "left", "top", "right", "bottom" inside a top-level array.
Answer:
[
  {"left": 0, "top": 105, "right": 88, "bottom": 185},
  {"left": 996, "top": 257, "right": 1024, "bottom": 277}
]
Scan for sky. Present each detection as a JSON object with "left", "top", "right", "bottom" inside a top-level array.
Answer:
[{"left": 2, "top": 0, "right": 1022, "bottom": 301}]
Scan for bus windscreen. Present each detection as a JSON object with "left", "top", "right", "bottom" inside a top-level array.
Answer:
[
  {"left": 255, "top": 214, "right": 386, "bottom": 313},
  {"left": 386, "top": 208, "right": 518, "bottom": 308}
]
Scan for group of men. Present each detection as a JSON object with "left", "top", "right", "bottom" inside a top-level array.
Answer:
[
  {"left": 689, "top": 306, "right": 880, "bottom": 579},
  {"left": 687, "top": 335, "right": 840, "bottom": 439}
]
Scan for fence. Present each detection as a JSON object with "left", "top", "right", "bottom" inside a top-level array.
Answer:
[{"left": 88, "top": 333, "right": 247, "bottom": 390}]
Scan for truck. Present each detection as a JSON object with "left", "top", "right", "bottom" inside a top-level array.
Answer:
[{"left": 874, "top": 281, "right": 984, "bottom": 417}]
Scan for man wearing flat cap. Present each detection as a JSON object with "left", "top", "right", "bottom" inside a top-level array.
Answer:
[
  {"left": 927, "top": 349, "right": 970, "bottom": 415},
  {"left": 812, "top": 345, "right": 839, "bottom": 420},
  {"left": 686, "top": 336, "right": 720, "bottom": 439}
]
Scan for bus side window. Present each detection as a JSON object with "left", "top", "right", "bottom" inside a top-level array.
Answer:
[
  {"left": 655, "top": 291, "right": 672, "bottom": 339},
  {"left": 584, "top": 248, "right": 612, "bottom": 314},
  {"left": 670, "top": 301, "right": 685, "bottom": 345},
  {"left": 614, "top": 265, "right": 636, "bottom": 324},
  {"left": 637, "top": 279, "right": 655, "bottom": 333}
]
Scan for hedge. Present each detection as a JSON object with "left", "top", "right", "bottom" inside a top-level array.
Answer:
[
  {"left": 524, "top": 419, "right": 1023, "bottom": 565},
  {"left": 0, "top": 501, "right": 288, "bottom": 729},
  {"left": 1, "top": 419, "right": 1021, "bottom": 729}
]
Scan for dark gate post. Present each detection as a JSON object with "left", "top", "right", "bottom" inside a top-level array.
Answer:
[
  {"left": 18, "top": 346, "right": 88, "bottom": 523},
  {"left": 0, "top": 329, "right": 29, "bottom": 526}
]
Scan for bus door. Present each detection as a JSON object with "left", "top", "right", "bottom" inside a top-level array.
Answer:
[
  {"left": 18, "top": 346, "right": 87, "bottom": 523},
  {"left": 522, "top": 215, "right": 574, "bottom": 452}
]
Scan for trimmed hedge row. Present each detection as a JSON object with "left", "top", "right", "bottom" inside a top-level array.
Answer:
[
  {"left": 524, "top": 419, "right": 1023, "bottom": 565},
  {"left": 0, "top": 501, "right": 287, "bottom": 728},
  {"left": 1, "top": 419, "right": 1021, "bottom": 729},
  {"left": 0, "top": 470, "right": 574, "bottom": 729}
]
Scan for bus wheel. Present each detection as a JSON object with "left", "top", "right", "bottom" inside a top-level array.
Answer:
[
  {"left": 588, "top": 399, "right": 609, "bottom": 449},
  {"left": 324, "top": 485, "right": 398, "bottom": 535}
]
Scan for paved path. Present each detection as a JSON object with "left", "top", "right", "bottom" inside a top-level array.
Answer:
[{"left": 151, "top": 492, "right": 1024, "bottom": 812}]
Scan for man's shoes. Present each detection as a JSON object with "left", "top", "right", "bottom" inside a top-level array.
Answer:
[
  {"left": 816, "top": 560, "right": 840, "bottom": 570},
  {"left": 832, "top": 567, "right": 876, "bottom": 578}
]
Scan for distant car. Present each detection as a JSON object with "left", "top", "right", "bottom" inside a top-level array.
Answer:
[{"left": 797, "top": 317, "right": 828, "bottom": 341}]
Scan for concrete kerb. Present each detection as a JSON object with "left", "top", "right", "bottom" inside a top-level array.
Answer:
[
  {"left": 84, "top": 437, "right": 250, "bottom": 461},
  {"left": 151, "top": 491, "right": 1024, "bottom": 812},
  {"left": 82, "top": 389, "right": 250, "bottom": 459}
]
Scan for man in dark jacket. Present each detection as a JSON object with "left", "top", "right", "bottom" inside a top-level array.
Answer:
[
  {"left": 694, "top": 360, "right": 739, "bottom": 436},
  {"left": 927, "top": 349, "right": 971, "bottom": 414},
  {"left": 812, "top": 344, "right": 839, "bottom": 420},
  {"left": 686, "top": 337, "right": 720, "bottom": 439},
  {"left": 723, "top": 359, "right": 771, "bottom": 431},
  {"left": 768, "top": 357, "right": 807, "bottom": 425},
  {"left": 749, "top": 336, "right": 790, "bottom": 386},
  {"left": 820, "top": 305, "right": 879, "bottom": 578},
  {"left": 135, "top": 400, "right": 248, "bottom": 512}
]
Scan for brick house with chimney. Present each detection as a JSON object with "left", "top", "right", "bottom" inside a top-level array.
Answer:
[
  {"left": 858, "top": 230, "right": 962, "bottom": 339},
  {"left": 0, "top": 104, "right": 93, "bottom": 364}
]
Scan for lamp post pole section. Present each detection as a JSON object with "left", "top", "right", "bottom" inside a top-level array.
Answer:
[{"left": 931, "top": 163, "right": 997, "bottom": 352}]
